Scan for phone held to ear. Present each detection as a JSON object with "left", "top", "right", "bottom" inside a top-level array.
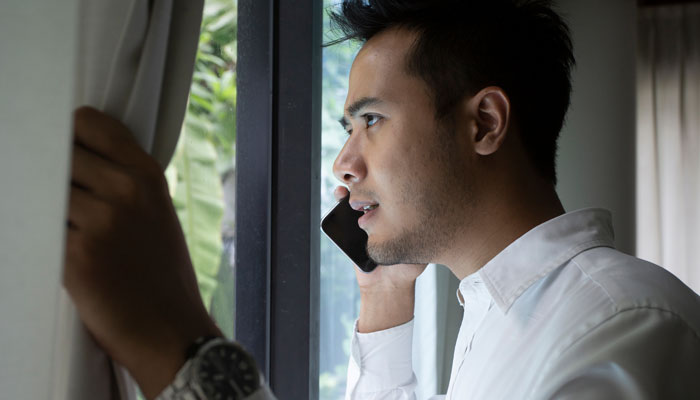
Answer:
[{"left": 321, "top": 195, "right": 378, "bottom": 273}]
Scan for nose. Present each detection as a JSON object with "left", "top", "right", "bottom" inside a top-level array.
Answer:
[{"left": 333, "top": 137, "right": 367, "bottom": 186}]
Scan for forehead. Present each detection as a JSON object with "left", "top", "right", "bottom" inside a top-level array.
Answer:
[{"left": 345, "top": 28, "right": 427, "bottom": 111}]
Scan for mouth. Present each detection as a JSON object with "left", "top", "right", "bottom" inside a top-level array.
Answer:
[
  {"left": 357, "top": 204, "right": 379, "bottom": 229},
  {"left": 361, "top": 204, "right": 379, "bottom": 213},
  {"left": 349, "top": 198, "right": 380, "bottom": 228},
  {"left": 350, "top": 199, "right": 379, "bottom": 212}
]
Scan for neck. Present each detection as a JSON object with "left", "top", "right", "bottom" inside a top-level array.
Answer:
[{"left": 440, "top": 173, "right": 565, "bottom": 281}]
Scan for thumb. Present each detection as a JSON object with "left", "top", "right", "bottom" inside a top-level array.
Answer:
[{"left": 333, "top": 186, "right": 349, "bottom": 202}]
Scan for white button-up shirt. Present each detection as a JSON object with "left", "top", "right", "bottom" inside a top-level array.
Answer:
[{"left": 345, "top": 208, "right": 700, "bottom": 399}]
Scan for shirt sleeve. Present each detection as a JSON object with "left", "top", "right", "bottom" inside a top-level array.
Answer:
[
  {"left": 531, "top": 308, "right": 700, "bottom": 400},
  {"left": 345, "top": 319, "right": 418, "bottom": 400}
]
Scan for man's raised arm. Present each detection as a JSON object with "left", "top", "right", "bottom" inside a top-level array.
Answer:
[{"left": 332, "top": 187, "right": 425, "bottom": 400}]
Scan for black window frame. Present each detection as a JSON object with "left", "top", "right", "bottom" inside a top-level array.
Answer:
[{"left": 234, "top": 0, "right": 322, "bottom": 398}]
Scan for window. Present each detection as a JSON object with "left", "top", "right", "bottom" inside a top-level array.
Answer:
[
  {"left": 165, "top": 0, "right": 238, "bottom": 338},
  {"left": 319, "top": 2, "right": 362, "bottom": 397},
  {"left": 234, "top": 0, "right": 321, "bottom": 397}
]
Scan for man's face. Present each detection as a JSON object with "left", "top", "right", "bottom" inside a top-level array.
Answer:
[{"left": 333, "top": 28, "right": 476, "bottom": 265}]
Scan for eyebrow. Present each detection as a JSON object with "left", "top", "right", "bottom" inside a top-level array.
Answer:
[{"left": 338, "top": 96, "right": 383, "bottom": 129}]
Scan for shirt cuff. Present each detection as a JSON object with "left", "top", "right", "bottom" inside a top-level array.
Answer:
[{"left": 346, "top": 318, "right": 416, "bottom": 397}]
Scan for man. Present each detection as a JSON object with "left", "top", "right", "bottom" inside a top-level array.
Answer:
[
  {"left": 65, "top": 0, "right": 700, "bottom": 399},
  {"left": 328, "top": 1, "right": 700, "bottom": 399}
]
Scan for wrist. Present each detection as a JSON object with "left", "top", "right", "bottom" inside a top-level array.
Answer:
[
  {"left": 359, "top": 278, "right": 416, "bottom": 295},
  {"left": 128, "top": 320, "right": 223, "bottom": 399},
  {"left": 358, "top": 283, "right": 415, "bottom": 333},
  {"left": 154, "top": 337, "right": 261, "bottom": 400}
]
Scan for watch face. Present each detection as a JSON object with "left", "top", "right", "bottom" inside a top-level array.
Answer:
[{"left": 196, "top": 342, "right": 261, "bottom": 399}]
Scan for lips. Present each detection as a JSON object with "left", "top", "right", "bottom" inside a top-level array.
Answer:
[
  {"left": 350, "top": 200, "right": 380, "bottom": 213},
  {"left": 357, "top": 204, "right": 378, "bottom": 228}
]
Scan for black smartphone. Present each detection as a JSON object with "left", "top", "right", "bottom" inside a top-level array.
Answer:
[{"left": 321, "top": 195, "right": 378, "bottom": 273}]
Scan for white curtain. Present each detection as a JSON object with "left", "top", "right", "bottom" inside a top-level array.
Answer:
[
  {"left": 0, "top": 1, "right": 79, "bottom": 399},
  {"left": 53, "top": 1, "right": 204, "bottom": 399},
  {"left": 636, "top": 3, "right": 700, "bottom": 294}
]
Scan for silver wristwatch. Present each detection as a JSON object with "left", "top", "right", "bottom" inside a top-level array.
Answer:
[{"left": 156, "top": 337, "right": 261, "bottom": 400}]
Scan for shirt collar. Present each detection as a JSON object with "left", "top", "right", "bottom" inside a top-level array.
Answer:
[
  {"left": 457, "top": 208, "right": 616, "bottom": 313},
  {"left": 456, "top": 270, "right": 489, "bottom": 307}
]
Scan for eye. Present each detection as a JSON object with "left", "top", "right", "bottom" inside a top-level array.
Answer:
[{"left": 363, "top": 114, "right": 382, "bottom": 128}]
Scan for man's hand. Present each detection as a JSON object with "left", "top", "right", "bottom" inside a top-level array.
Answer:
[
  {"left": 63, "top": 107, "right": 221, "bottom": 399},
  {"left": 333, "top": 186, "right": 428, "bottom": 333}
]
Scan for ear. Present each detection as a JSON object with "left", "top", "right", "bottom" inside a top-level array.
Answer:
[{"left": 464, "top": 87, "right": 511, "bottom": 156}]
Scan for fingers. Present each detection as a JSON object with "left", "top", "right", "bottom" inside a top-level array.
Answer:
[
  {"left": 334, "top": 186, "right": 349, "bottom": 202},
  {"left": 73, "top": 106, "right": 146, "bottom": 168},
  {"left": 71, "top": 143, "right": 133, "bottom": 199},
  {"left": 63, "top": 228, "right": 82, "bottom": 290},
  {"left": 71, "top": 107, "right": 166, "bottom": 203},
  {"left": 68, "top": 185, "right": 109, "bottom": 230}
]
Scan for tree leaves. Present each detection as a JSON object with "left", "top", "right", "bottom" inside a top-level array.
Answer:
[
  {"left": 166, "top": 115, "right": 224, "bottom": 308},
  {"left": 164, "top": 0, "right": 238, "bottom": 313}
]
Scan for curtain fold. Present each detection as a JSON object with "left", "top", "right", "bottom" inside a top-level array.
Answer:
[
  {"left": 636, "top": 4, "right": 700, "bottom": 294},
  {"left": 53, "top": 1, "right": 204, "bottom": 399}
]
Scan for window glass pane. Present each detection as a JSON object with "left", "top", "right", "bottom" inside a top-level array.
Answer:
[
  {"left": 320, "top": 1, "right": 361, "bottom": 398},
  {"left": 165, "top": 0, "right": 238, "bottom": 338}
]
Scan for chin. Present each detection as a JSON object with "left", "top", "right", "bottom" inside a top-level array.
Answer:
[
  {"left": 367, "top": 240, "right": 414, "bottom": 266},
  {"left": 366, "top": 227, "right": 436, "bottom": 265}
]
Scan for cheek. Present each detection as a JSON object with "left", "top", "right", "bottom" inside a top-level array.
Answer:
[
  {"left": 371, "top": 135, "right": 433, "bottom": 217},
  {"left": 369, "top": 132, "right": 413, "bottom": 189}
]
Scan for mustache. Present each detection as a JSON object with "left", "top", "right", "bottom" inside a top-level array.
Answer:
[{"left": 348, "top": 188, "right": 380, "bottom": 202}]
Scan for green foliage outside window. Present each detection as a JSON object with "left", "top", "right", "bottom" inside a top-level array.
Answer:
[{"left": 165, "top": 0, "right": 238, "bottom": 336}]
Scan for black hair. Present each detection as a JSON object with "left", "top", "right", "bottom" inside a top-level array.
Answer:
[{"left": 327, "top": 0, "right": 575, "bottom": 185}]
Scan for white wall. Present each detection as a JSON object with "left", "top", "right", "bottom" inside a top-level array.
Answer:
[
  {"left": 556, "top": 0, "right": 638, "bottom": 255},
  {"left": 0, "top": 1, "right": 77, "bottom": 398}
]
